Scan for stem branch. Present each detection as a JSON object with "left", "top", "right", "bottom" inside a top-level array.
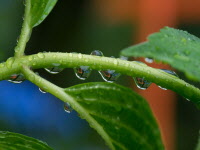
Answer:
[
  {"left": 14, "top": 0, "right": 32, "bottom": 58},
  {"left": 21, "top": 66, "right": 115, "bottom": 150},
  {"left": 0, "top": 52, "right": 200, "bottom": 106}
]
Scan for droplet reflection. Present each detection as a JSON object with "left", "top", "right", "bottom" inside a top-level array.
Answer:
[
  {"left": 7, "top": 73, "right": 25, "bottom": 83},
  {"left": 39, "top": 88, "right": 47, "bottom": 93},
  {"left": 64, "top": 102, "right": 73, "bottom": 113},
  {"left": 158, "top": 69, "right": 179, "bottom": 90},
  {"left": 99, "top": 69, "right": 120, "bottom": 83},
  {"left": 133, "top": 77, "right": 152, "bottom": 90},
  {"left": 145, "top": 57, "right": 153, "bottom": 63},
  {"left": 45, "top": 63, "right": 63, "bottom": 74},
  {"left": 74, "top": 66, "right": 92, "bottom": 80},
  {"left": 99, "top": 56, "right": 120, "bottom": 82},
  {"left": 90, "top": 50, "right": 103, "bottom": 56}
]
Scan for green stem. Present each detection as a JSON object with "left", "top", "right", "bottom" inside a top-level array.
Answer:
[
  {"left": 1, "top": 52, "right": 200, "bottom": 106},
  {"left": 14, "top": 0, "right": 32, "bottom": 58},
  {"left": 21, "top": 66, "right": 115, "bottom": 150}
]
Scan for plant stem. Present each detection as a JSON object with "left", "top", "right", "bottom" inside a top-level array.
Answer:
[
  {"left": 0, "top": 52, "right": 200, "bottom": 106},
  {"left": 14, "top": 0, "right": 32, "bottom": 58},
  {"left": 21, "top": 66, "right": 115, "bottom": 150}
]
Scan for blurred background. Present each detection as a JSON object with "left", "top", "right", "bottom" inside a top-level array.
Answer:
[{"left": 0, "top": 0, "right": 200, "bottom": 150}]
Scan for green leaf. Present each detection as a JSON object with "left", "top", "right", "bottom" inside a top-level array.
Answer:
[
  {"left": 65, "top": 82, "right": 164, "bottom": 150},
  {"left": 121, "top": 27, "right": 200, "bottom": 81},
  {"left": 26, "top": 0, "right": 58, "bottom": 27},
  {"left": 0, "top": 131, "right": 52, "bottom": 150}
]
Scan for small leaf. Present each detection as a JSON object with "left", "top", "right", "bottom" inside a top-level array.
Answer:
[
  {"left": 0, "top": 131, "right": 52, "bottom": 150},
  {"left": 65, "top": 82, "right": 164, "bottom": 150},
  {"left": 121, "top": 27, "right": 200, "bottom": 81},
  {"left": 27, "top": 0, "right": 58, "bottom": 27}
]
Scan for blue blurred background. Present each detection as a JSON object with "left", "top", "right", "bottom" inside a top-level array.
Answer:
[{"left": 1, "top": 0, "right": 200, "bottom": 150}]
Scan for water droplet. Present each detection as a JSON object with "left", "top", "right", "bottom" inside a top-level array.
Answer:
[
  {"left": 74, "top": 66, "right": 92, "bottom": 80},
  {"left": 133, "top": 77, "right": 152, "bottom": 90},
  {"left": 63, "top": 102, "right": 73, "bottom": 113},
  {"left": 16, "top": 36, "right": 19, "bottom": 43},
  {"left": 158, "top": 86, "right": 167, "bottom": 90},
  {"left": 90, "top": 50, "right": 103, "bottom": 56},
  {"left": 120, "top": 56, "right": 128, "bottom": 60},
  {"left": 99, "top": 69, "right": 120, "bottom": 83},
  {"left": 37, "top": 52, "right": 45, "bottom": 59},
  {"left": 145, "top": 57, "right": 153, "bottom": 63},
  {"left": 32, "top": 62, "right": 36, "bottom": 66},
  {"left": 7, "top": 73, "right": 25, "bottom": 83},
  {"left": 45, "top": 63, "right": 63, "bottom": 74},
  {"left": 6, "top": 57, "right": 15, "bottom": 69},
  {"left": 98, "top": 56, "right": 120, "bottom": 82},
  {"left": 158, "top": 69, "right": 179, "bottom": 90},
  {"left": 186, "top": 98, "right": 190, "bottom": 101},
  {"left": 28, "top": 55, "right": 33, "bottom": 61},
  {"left": 39, "top": 88, "right": 47, "bottom": 93},
  {"left": 160, "top": 69, "right": 178, "bottom": 77}
]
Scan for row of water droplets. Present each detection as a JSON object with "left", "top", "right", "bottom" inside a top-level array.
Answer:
[
  {"left": 5, "top": 51, "right": 180, "bottom": 113},
  {"left": 44, "top": 50, "right": 179, "bottom": 92}
]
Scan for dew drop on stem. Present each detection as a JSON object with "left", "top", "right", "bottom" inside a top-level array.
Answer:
[
  {"left": 90, "top": 50, "right": 104, "bottom": 56},
  {"left": 74, "top": 66, "right": 92, "bottom": 80},
  {"left": 72, "top": 51, "right": 95, "bottom": 80},
  {"left": 145, "top": 57, "right": 153, "bottom": 63},
  {"left": 7, "top": 73, "right": 25, "bottom": 83},
  {"left": 6, "top": 57, "right": 15, "bottom": 69},
  {"left": 133, "top": 77, "right": 152, "bottom": 90},
  {"left": 158, "top": 69, "right": 179, "bottom": 90},
  {"left": 99, "top": 70, "right": 120, "bottom": 83},
  {"left": 158, "top": 86, "right": 167, "bottom": 90},
  {"left": 39, "top": 88, "right": 47, "bottom": 93},
  {"left": 160, "top": 69, "right": 178, "bottom": 77},
  {"left": 98, "top": 56, "right": 120, "bottom": 83},
  {"left": 132, "top": 61, "right": 151, "bottom": 89},
  {"left": 37, "top": 52, "right": 45, "bottom": 59},
  {"left": 120, "top": 56, "right": 128, "bottom": 60},
  {"left": 63, "top": 102, "right": 73, "bottom": 113},
  {"left": 45, "top": 63, "right": 63, "bottom": 74}
]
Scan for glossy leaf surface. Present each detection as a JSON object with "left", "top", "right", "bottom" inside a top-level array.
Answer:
[
  {"left": 65, "top": 82, "right": 164, "bottom": 150},
  {"left": 27, "top": 0, "right": 58, "bottom": 27},
  {"left": 121, "top": 27, "right": 200, "bottom": 81},
  {"left": 0, "top": 131, "right": 52, "bottom": 150}
]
